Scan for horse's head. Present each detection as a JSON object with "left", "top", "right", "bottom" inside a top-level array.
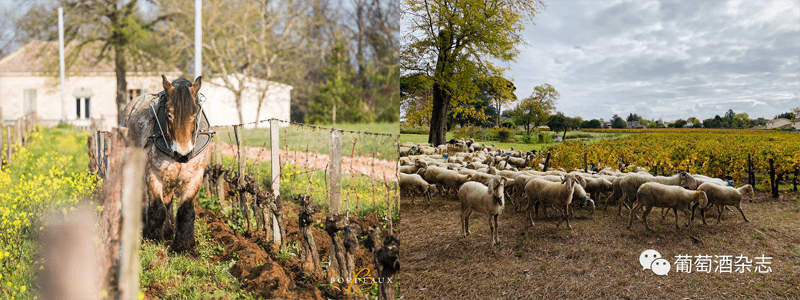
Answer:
[{"left": 161, "top": 75, "right": 201, "bottom": 163}]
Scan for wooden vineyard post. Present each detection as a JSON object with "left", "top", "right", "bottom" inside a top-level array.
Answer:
[
  {"left": 328, "top": 129, "right": 342, "bottom": 214},
  {"left": 748, "top": 154, "right": 755, "bottom": 186},
  {"left": 119, "top": 148, "right": 146, "bottom": 300},
  {"left": 39, "top": 207, "right": 100, "bottom": 300},
  {"left": 99, "top": 127, "right": 128, "bottom": 298},
  {"left": 769, "top": 158, "right": 778, "bottom": 198},
  {"left": 234, "top": 125, "right": 251, "bottom": 232},
  {"left": 583, "top": 152, "right": 588, "bottom": 172},
  {"left": 794, "top": 168, "right": 798, "bottom": 192},
  {"left": 214, "top": 131, "right": 226, "bottom": 209},
  {"left": 6, "top": 126, "right": 11, "bottom": 165},
  {"left": 326, "top": 129, "right": 351, "bottom": 293},
  {"left": 270, "top": 119, "right": 281, "bottom": 244},
  {"left": 16, "top": 119, "right": 21, "bottom": 147},
  {"left": 543, "top": 152, "right": 551, "bottom": 172}
]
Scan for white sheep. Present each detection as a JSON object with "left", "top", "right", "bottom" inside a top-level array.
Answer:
[
  {"left": 418, "top": 166, "right": 470, "bottom": 196},
  {"left": 627, "top": 182, "right": 708, "bottom": 231},
  {"left": 696, "top": 183, "right": 754, "bottom": 224},
  {"left": 399, "top": 173, "right": 436, "bottom": 204},
  {"left": 524, "top": 174, "right": 580, "bottom": 229},
  {"left": 618, "top": 172, "right": 697, "bottom": 217},
  {"left": 458, "top": 176, "right": 507, "bottom": 245}
]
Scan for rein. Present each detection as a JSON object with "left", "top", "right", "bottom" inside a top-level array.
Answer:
[{"left": 149, "top": 100, "right": 172, "bottom": 151}]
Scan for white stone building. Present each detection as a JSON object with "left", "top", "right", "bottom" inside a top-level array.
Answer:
[{"left": 0, "top": 41, "right": 291, "bottom": 130}]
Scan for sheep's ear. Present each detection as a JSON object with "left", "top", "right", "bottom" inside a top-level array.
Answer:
[{"left": 501, "top": 178, "right": 507, "bottom": 186}]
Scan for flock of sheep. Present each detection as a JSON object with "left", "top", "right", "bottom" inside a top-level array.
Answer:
[{"left": 399, "top": 139, "right": 755, "bottom": 246}]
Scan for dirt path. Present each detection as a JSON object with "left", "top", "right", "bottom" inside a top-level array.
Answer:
[
  {"left": 216, "top": 143, "right": 398, "bottom": 181},
  {"left": 398, "top": 190, "right": 800, "bottom": 299}
]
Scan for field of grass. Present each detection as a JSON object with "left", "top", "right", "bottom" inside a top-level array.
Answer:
[
  {"left": 217, "top": 122, "right": 399, "bottom": 161},
  {"left": 400, "top": 130, "right": 630, "bottom": 152}
]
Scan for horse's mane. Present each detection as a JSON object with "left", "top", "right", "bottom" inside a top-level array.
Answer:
[{"left": 170, "top": 78, "right": 198, "bottom": 123}]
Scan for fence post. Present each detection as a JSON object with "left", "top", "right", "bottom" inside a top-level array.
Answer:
[
  {"left": 326, "top": 129, "right": 344, "bottom": 289},
  {"left": 99, "top": 127, "right": 128, "bottom": 298},
  {"left": 748, "top": 153, "right": 754, "bottom": 186},
  {"left": 213, "top": 131, "right": 226, "bottom": 208},
  {"left": 16, "top": 120, "right": 21, "bottom": 147},
  {"left": 39, "top": 207, "right": 100, "bottom": 300},
  {"left": 234, "top": 125, "right": 251, "bottom": 232},
  {"left": 794, "top": 168, "right": 798, "bottom": 192},
  {"left": 583, "top": 152, "right": 587, "bottom": 172},
  {"left": 769, "top": 158, "right": 778, "bottom": 198},
  {"left": 119, "top": 147, "right": 145, "bottom": 300},
  {"left": 542, "top": 152, "right": 551, "bottom": 172},
  {"left": 270, "top": 119, "right": 281, "bottom": 244},
  {"left": 328, "top": 129, "right": 342, "bottom": 214},
  {"left": 6, "top": 126, "right": 11, "bottom": 164}
]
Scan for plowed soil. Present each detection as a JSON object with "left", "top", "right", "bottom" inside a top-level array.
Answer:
[
  {"left": 398, "top": 190, "right": 800, "bottom": 299},
  {"left": 194, "top": 205, "right": 381, "bottom": 299}
]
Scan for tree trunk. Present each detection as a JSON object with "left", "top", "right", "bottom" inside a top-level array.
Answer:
[
  {"left": 235, "top": 92, "right": 244, "bottom": 125},
  {"left": 114, "top": 45, "right": 127, "bottom": 126},
  {"left": 562, "top": 130, "right": 567, "bottom": 140},
  {"left": 332, "top": 101, "right": 336, "bottom": 125},
  {"left": 428, "top": 82, "right": 449, "bottom": 146}
]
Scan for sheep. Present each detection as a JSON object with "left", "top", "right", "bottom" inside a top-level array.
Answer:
[
  {"left": 458, "top": 176, "right": 507, "bottom": 246},
  {"left": 693, "top": 175, "right": 729, "bottom": 187},
  {"left": 696, "top": 183, "right": 754, "bottom": 224},
  {"left": 583, "top": 176, "right": 613, "bottom": 203},
  {"left": 399, "top": 173, "right": 436, "bottom": 204},
  {"left": 506, "top": 155, "right": 530, "bottom": 169},
  {"left": 399, "top": 160, "right": 427, "bottom": 174},
  {"left": 617, "top": 172, "right": 697, "bottom": 217},
  {"left": 418, "top": 166, "right": 471, "bottom": 196},
  {"left": 569, "top": 183, "right": 595, "bottom": 215},
  {"left": 524, "top": 174, "right": 581, "bottom": 229},
  {"left": 399, "top": 147, "right": 412, "bottom": 157},
  {"left": 627, "top": 182, "right": 708, "bottom": 231}
]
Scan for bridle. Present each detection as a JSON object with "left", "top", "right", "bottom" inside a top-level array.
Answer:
[{"left": 149, "top": 90, "right": 205, "bottom": 160}]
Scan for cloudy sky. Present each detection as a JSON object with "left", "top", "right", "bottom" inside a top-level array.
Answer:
[{"left": 506, "top": 0, "right": 799, "bottom": 121}]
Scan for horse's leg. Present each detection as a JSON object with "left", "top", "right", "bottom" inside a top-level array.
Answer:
[
  {"left": 145, "top": 176, "right": 166, "bottom": 241},
  {"left": 162, "top": 192, "right": 175, "bottom": 242},
  {"left": 172, "top": 172, "right": 204, "bottom": 254}
]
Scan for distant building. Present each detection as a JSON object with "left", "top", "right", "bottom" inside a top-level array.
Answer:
[
  {"left": 626, "top": 121, "right": 647, "bottom": 129},
  {"left": 0, "top": 41, "right": 291, "bottom": 130},
  {"left": 766, "top": 118, "right": 792, "bottom": 129}
]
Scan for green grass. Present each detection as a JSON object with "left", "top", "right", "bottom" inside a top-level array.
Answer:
[
  {"left": 139, "top": 217, "right": 257, "bottom": 299},
  {"left": 217, "top": 122, "right": 399, "bottom": 161},
  {"left": 400, "top": 131, "right": 631, "bottom": 152}
]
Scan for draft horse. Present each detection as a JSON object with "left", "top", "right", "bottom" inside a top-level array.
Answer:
[{"left": 121, "top": 75, "right": 213, "bottom": 253}]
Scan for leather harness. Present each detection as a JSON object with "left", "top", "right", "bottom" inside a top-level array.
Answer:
[{"left": 148, "top": 91, "right": 214, "bottom": 160}]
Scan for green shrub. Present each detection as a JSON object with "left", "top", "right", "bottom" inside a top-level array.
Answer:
[
  {"left": 538, "top": 131, "right": 554, "bottom": 143},
  {"left": 497, "top": 128, "right": 514, "bottom": 143},
  {"left": 400, "top": 124, "right": 429, "bottom": 134},
  {"left": 522, "top": 133, "right": 533, "bottom": 144}
]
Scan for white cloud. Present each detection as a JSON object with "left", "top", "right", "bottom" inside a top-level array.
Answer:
[{"left": 505, "top": 0, "right": 800, "bottom": 120}]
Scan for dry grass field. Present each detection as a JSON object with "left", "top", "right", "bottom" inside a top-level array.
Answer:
[{"left": 398, "top": 190, "right": 800, "bottom": 299}]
